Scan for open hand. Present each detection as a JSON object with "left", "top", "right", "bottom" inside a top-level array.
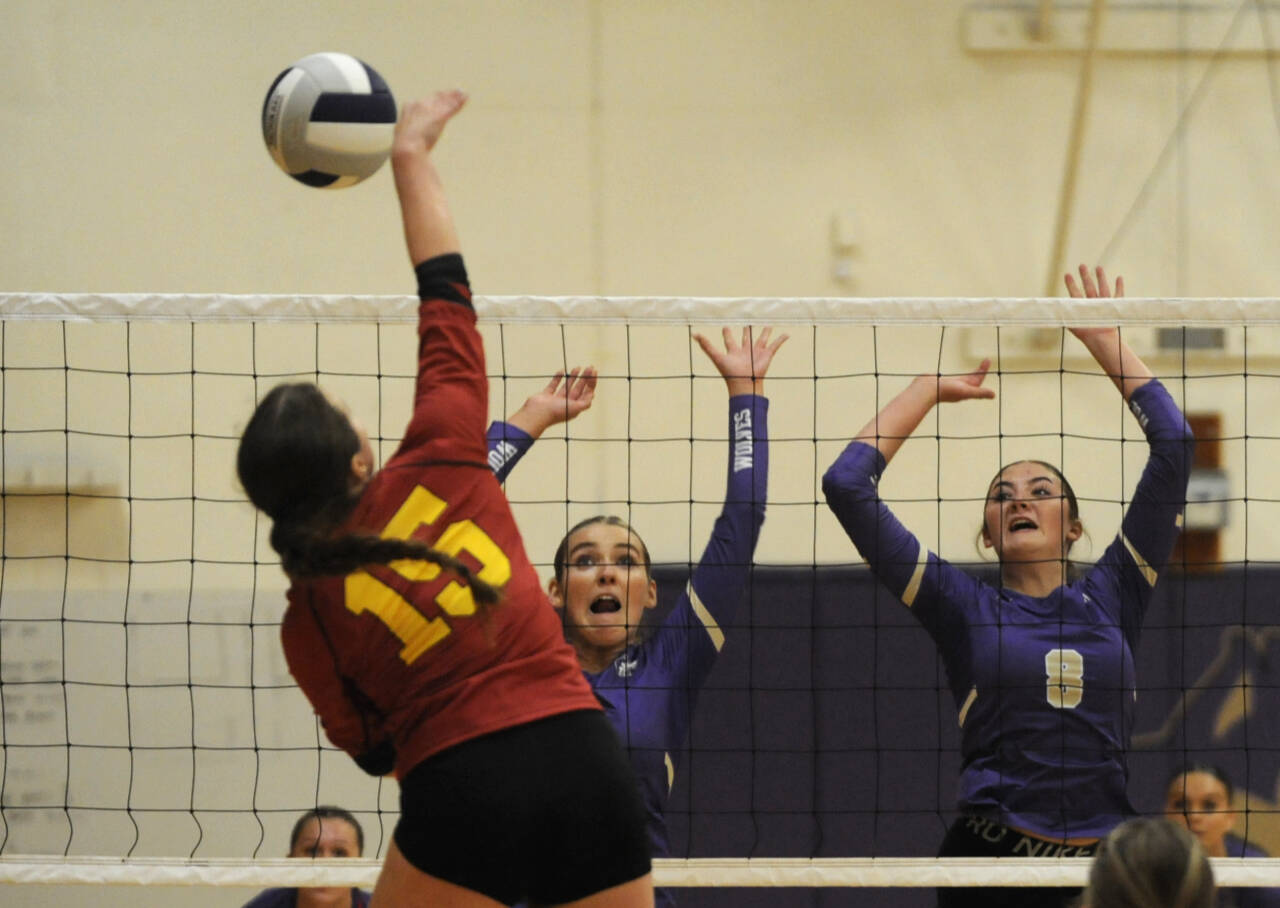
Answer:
[
  {"left": 927, "top": 359, "right": 997, "bottom": 404},
  {"left": 1064, "top": 264, "right": 1124, "bottom": 342},
  {"left": 527, "top": 368, "right": 596, "bottom": 425},
  {"left": 693, "top": 326, "right": 789, "bottom": 396},
  {"left": 393, "top": 90, "right": 468, "bottom": 158},
  {"left": 505, "top": 367, "right": 597, "bottom": 438}
]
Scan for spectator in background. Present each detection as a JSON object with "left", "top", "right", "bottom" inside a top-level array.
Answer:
[
  {"left": 1165, "top": 764, "right": 1280, "bottom": 908},
  {"left": 241, "top": 805, "right": 371, "bottom": 908}
]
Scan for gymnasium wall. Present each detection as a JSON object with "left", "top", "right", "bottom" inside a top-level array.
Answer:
[
  {"left": 3, "top": 2, "right": 1280, "bottom": 906},
  {"left": 6, "top": 1, "right": 1280, "bottom": 300}
]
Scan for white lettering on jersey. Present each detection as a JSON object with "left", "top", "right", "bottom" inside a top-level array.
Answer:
[
  {"left": 1128, "top": 397, "right": 1150, "bottom": 429},
  {"left": 487, "top": 440, "right": 519, "bottom": 474},
  {"left": 732, "top": 408, "right": 754, "bottom": 472}
]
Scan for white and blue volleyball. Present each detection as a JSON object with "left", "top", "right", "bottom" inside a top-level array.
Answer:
[{"left": 261, "top": 52, "right": 397, "bottom": 189}]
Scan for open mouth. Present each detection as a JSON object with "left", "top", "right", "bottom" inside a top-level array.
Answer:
[
  {"left": 590, "top": 595, "right": 622, "bottom": 614},
  {"left": 1008, "top": 517, "right": 1038, "bottom": 533}
]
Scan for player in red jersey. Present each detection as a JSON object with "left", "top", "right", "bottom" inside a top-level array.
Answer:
[{"left": 237, "top": 90, "right": 653, "bottom": 908}]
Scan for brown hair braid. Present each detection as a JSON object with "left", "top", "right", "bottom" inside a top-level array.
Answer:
[{"left": 239, "top": 382, "right": 502, "bottom": 607}]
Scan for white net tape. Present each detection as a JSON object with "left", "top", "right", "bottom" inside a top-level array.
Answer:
[
  {"left": 4, "top": 292, "right": 1280, "bottom": 325},
  {"left": 3, "top": 856, "right": 1280, "bottom": 888}
]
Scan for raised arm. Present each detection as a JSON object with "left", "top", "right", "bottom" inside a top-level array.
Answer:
[
  {"left": 391, "top": 90, "right": 467, "bottom": 266},
  {"left": 650, "top": 327, "right": 785, "bottom": 680},
  {"left": 390, "top": 91, "right": 489, "bottom": 458},
  {"left": 1064, "top": 264, "right": 1154, "bottom": 402},
  {"left": 690, "top": 325, "right": 786, "bottom": 508},
  {"left": 487, "top": 367, "right": 597, "bottom": 481},
  {"left": 823, "top": 363, "right": 990, "bottom": 642},
  {"left": 853, "top": 361, "right": 995, "bottom": 466}
]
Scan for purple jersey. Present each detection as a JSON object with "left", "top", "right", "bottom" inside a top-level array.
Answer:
[
  {"left": 241, "top": 887, "right": 371, "bottom": 908},
  {"left": 490, "top": 395, "right": 768, "bottom": 905},
  {"left": 823, "top": 380, "right": 1192, "bottom": 840},
  {"left": 1222, "top": 835, "right": 1280, "bottom": 908}
]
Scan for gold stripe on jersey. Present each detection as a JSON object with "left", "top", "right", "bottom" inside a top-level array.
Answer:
[
  {"left": 687, "top": 581, "right": 725, "bottom": 652},
  {"left": 1121, "top": 532, "right": 1158, "bottom": 587},
  {"left": 958, "top": 686, "right": 978, "bottom": 728},
  {"left": 901, "top": 545, "right": 929, "bottom": 608},
  {"left": 665, "top": 752, "right": 675, "bottom": 792}
]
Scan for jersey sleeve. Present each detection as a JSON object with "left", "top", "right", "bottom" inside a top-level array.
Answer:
[
  {"left": 648, "top": 395, "right": 769, "bottom": 687},
  {"left": 486, "top": 420, "right": 535, "bottom": 482},
  {"left": 280, "top": 594, "right": 395, "bottom": 775},
  {"left": 1091, "top": 379, "right": 1194, "bottom": 637},
  {"left": 397, "top": 253, "right": 488, "bottom": 462},
  {"left": 822, "top": 440, "right": 979, "bottom": 651}
]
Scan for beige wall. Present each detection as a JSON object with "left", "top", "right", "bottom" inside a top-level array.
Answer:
[
  {"left": 6, "top": 1, "right": 1280, "bottom": 298},
  {"left": 3, "top": 1, "right": 1280, "bottom": 903},
  {"left": 3, "top": 0, "right": 1276, "bottom": 560}
]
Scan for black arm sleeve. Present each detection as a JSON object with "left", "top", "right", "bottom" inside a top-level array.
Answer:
[{"left": 414, "top": 253, "right": 471, "bottom": 307}]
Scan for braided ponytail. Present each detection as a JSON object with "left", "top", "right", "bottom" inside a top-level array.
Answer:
[
  {"left": 291, "top": 533, "right": 502, "bottom": 607},
  {"left": 239, "top": 383, "right": 503, "bottom": 608}
]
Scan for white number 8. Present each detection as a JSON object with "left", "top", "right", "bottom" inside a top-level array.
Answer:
[{"left": 1045, "top": 648, "right": 1084, "bottom": 709}]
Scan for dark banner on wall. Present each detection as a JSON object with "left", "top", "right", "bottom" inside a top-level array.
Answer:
[{"left": 651, "top": 563, "right": 1280, "bottom": 907}]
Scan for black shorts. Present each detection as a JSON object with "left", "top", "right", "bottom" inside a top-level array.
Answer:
[
  {"left": 394, "top": 709, "right": 651, "bottom": 905},
  {"left": 936, "top": 815, "right": 1099, "bottom": 908}
]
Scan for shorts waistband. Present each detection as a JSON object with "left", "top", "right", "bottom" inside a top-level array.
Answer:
[{"left": 960, "top": 815, "right": 1100, "bottom": 858}]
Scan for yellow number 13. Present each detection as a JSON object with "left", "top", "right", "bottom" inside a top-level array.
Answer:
[{"left": 344, "top": 486, "right": 511, "bottom": 664}]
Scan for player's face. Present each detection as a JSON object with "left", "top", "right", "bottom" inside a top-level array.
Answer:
[
  {"left": 550, "top": 522, "right": 657, "bottom": 660},
  {"left": 289, "top": 815, "right": 361, "bottom": 899},
  {"left": 1165, "top": 772, "right": 1236, "bottom": 857},
  {"left": 982, "top": 461, "right": 1080, "bottom": 562}
]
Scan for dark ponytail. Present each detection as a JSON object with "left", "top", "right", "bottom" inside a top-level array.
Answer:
[
  {"left": 1165, "top": 763, "right": 1234, "bottom": 802},
  {"left": 273, "top": 523, "right": 501, "bottom": 607},
  {"left": 238, "top": 383, "right": 501, "bottom": 607}
]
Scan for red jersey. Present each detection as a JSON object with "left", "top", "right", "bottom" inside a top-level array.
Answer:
[{"left": 280, "top": 255, "right": 599, "bottom": 779}]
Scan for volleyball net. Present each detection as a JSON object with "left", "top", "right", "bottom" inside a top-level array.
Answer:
[{"left": 2, "top": 292, "right": 1280, "bottom": 903}]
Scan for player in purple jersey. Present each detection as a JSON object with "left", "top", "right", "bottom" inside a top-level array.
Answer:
[
  {"left": 490, "top": 326, "right": 786, "bottom": 907},
  {"left": 822, "top": 265, "right": 1194, "bottom": 908},
  {"left": 1165, "top": 765, "right": 1280, "bottom": 908}
]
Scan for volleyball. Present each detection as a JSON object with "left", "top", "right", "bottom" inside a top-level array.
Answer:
[{"left": 261, "top": 52, "right": 397, "bottom": 189}]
